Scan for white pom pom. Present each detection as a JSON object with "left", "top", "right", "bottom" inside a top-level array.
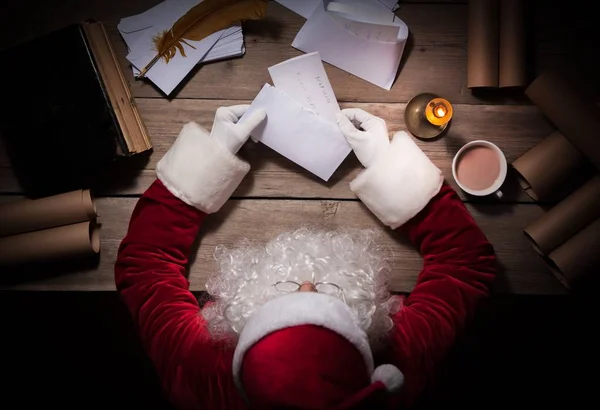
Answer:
[{"left": 371, "top": 364, "right": 404, "bottom": 393}]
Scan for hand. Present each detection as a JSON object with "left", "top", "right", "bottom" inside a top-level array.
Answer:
[
  {"left": 335, "top": 108, "right": 443, "bottom": 229},
  {"left": 155, "top": 105, "right": 265, "bottom": 214},
  {"left": 211, "top": 105, "right": 266, "bottom": 154},
  {"left": 336, "top": 108, "right": 390, "bottom": 168}
]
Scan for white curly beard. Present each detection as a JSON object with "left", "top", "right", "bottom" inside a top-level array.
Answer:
[{"left": 201, "top": 228, "right": 402, "bottom": 346}]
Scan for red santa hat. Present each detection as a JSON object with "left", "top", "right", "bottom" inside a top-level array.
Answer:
[{"left": 232, "top": 292, "right": 404, "bottom": 409}]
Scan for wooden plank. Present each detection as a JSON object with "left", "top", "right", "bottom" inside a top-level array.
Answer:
[
  {"left": 107, "top": 1, "right": 598, "bottom": 104},
  {"left": 3, "top": 0, "right": 597, "bottom": 103},
  {"left": 0, "top": 197, "right": 566, "bottom": 295},
  {"left": 0, "top": 100, "right": 554, "bottom": 200},
  {"left": 112, "top": 2, "right": 527, "bottom": 104}
]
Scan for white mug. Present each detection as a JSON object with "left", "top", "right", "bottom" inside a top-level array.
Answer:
[{"left": 452, "top": 140, "right": 507, "bottom": 198}]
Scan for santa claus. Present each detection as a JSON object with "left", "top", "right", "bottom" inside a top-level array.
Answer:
[{"left": 115, "top": 105, "right": 496, "bottom": 409}]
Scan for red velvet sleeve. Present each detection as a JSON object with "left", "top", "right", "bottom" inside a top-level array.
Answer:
[
  {"left": 388, "top": 183, "right": 496, "bottom": 408},
  {"left": 114, "top": 180, "right": 244, "bottom": 410}
]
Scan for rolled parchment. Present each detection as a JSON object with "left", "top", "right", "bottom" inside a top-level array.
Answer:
[
  {"left": 499, "top": 0, "right": 526, "bottom": 87},
  {"left": 526, "top": 71, "right": 600, "bottom": 170},
  {"left": 468, "top": 0, "right": 499, "bottom": 88},
  {"left": 512, "top": 131, "right": 584, "bottom": 200},
  {"left": 0, "top": 189, "right": 96, "bottom": 237},
  {"left": 546, "top": 217, "right": 600, "bottom": 289},
  {"left": 0, "top": 222, "right": 100, "bottom": 266},
  {"left": 524, "top": 175, "right": 600, "bottom": 255}
]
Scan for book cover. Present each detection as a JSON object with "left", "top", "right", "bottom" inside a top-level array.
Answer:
[{"left": 0, "top": 23, "right": 148, "bottom": 197}]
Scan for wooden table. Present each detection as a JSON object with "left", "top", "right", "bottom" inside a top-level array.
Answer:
[{"left": 2, "top": 0, "right": 595, "bottom": 294}]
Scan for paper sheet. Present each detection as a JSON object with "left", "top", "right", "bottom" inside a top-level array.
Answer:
[
  {"left": 268, "top": 52, "right": 340, "bottom": 123},
  {"left": 118, "top": 0, "right": 243, "bottom": 95},
  {"left": 292, "top": 0, "right": 408, "bottom": 90},
  {"left": 377, "top": 0, "right": 399, "bottom": 10},
  {"left": 130, "top": 26, "right": 244, "bottom": 76},
  {"left": 275, "top": 0, "right": 321, "bottom": 18},
  {"left": 239, "top": 84, "right": 351, "bottom": 181}
]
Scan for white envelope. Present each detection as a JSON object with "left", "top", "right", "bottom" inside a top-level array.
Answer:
[
  {"left": 377, "top": 0, "right": 399, "bottom": 11},
  {"left": 239, "top": 84, "right": 351, "bottom": 181},
  {"left": 274, "top": 0, "right": 321, "bottom": 18},
  {"left": 292, "top": 0, "right": 409, "bottom": 90}
]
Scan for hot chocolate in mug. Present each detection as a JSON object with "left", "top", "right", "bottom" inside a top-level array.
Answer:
[{"left": 452, "top": 140, "right": 507, "bottom": 198}]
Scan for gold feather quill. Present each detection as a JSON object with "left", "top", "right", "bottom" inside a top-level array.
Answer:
[{"left": 137, "top": 0, "right": 269, "bottom": 78}]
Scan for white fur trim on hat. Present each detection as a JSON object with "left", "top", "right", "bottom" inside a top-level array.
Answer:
[
  {"left": 232, "top": 292, "right": 374, "bottom": 392},
  {"left": 350, "top": 131, "right": 443, "bottom": 229},
  {"left": 156, "top": 122, "right": 250, "bottom": 214},
  {"left": 371, "top": 364, "right": 404, "bottom": 393}
]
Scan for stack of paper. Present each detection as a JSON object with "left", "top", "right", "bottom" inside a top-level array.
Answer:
[
  {"left": 276, "top": 0, "right": 408, "bottom": 90},
  {"left": 240, "top": 52, "right": 351, "bottom": 181},
  {"left": 118, "top": 0, "right": 246, "bottom": 95}
]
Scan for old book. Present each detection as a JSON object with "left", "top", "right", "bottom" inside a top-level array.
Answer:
[{"left": 0, "top": 21, "right": 151, "bottom": 197}]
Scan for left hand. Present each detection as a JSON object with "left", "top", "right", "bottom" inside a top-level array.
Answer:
[
  {"left": 156, "top": 105, "right": 266, "bottom": 214},
  {"left": 210, "top": 105, "right": 266, "bottom": 154}
]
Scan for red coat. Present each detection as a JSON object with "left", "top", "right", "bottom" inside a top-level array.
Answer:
[{"left": 115, "top": 180, "right": 496, "bottom": 409}]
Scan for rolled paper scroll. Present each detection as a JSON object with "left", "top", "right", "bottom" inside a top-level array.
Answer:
[
  {"left": 546, "top": 217, "right": 600, "bottom": 289},
  {"left": 524, "top": 175, "right": 600, "bottom": 255},
  {"left": 468, "top": 0, "right": 499, "bottom": 88},
  {"left": 512, "top": 131, "right": 584, "bottom": 201},
  {"left": 0, "top": 222, "right": 100, "bottom": 266},
  {"left": 499, "top": 0, "right": 526, "bottom": 87},
  {"left": 526, "top": 71, "right": 600, "bottom": 170},
  {"left": 0, "top": 189, "right": 96, "bottom": 237}
]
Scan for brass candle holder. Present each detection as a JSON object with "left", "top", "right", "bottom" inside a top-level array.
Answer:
[{"left": 404, "top": 93, "right": 453, "bottom": 139}]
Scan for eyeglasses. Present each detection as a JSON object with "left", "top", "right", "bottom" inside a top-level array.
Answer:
[{"left": 273, "top": 281, "right": 346, "bottom": 303}]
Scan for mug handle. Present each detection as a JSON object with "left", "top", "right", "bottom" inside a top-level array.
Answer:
[{"left": 494, "top": 190, "right": 503, "bottom": 199}]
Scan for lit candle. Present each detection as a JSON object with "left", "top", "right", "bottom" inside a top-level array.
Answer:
[{"left": 425, "top": 97, "right": 453, "bottom": 126}]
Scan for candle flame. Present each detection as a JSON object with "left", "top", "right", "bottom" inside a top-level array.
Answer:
[
  {"left": 424, "top": 97, "right": 453, "bottom": 127},
  {"left": 435, "top": 105, "right": 447, "bottom": 118}
]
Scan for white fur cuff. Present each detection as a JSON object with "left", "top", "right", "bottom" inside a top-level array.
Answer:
[
  {"left": 156, "top": 122, "right": 250, "bottom": 214},
  {"left": 350, "top": 131, "right": 443, "bottom": 229}
]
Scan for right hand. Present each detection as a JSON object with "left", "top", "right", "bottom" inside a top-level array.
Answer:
[
  {"left": 335, "top": 108, "right": 443, "bottom": 229},
  {"left": 335, "top": 108, "right": 390, "bottom": 168}
]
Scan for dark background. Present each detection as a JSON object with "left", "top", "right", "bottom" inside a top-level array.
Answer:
[
  {"left": 1, "top": 0, "right": 600, "bottom": 407},
  {"left": 1, "top": 286, "right": 598, "bottom": 408}
]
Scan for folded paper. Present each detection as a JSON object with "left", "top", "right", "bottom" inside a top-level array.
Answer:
[
  {"left": 239, "top": 84, "right": 351, "bottom": 181},
  {"left": 268, "top": 52, "right": 340, "bottom": 123},
  {"left": 275, "top": 0, "right": 320, "bottom": 18},
  {"left": 292, "top": 0, "right": 408, "bottom": 90},
  {"left": 119, "top": 0, "right": 246, "bottom": 95}
]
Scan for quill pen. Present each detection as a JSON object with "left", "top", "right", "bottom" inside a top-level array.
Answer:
[{"left": 137, "top": 0, "right": 269, "bottom": 78}]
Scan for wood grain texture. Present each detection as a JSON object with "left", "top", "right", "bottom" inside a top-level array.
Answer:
[
  {"left": 0, "top": 100, "right": 555, "bottom": 201},
  {"left": 109, "top": 2, "right": 519, "bottom": 104},
  {"left": 0, "top": 197, "right": 565, "bottom": 294}
]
